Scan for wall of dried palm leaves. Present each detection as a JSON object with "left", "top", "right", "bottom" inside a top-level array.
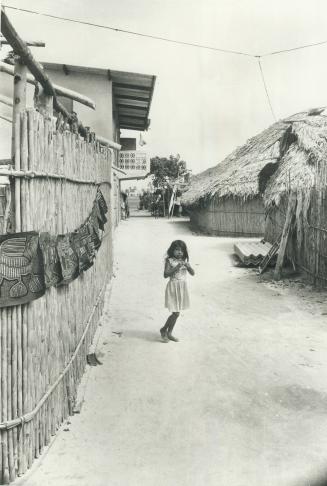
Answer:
[
  {"left": 189, "top": 196, "right": 265, "bottom": 236},
  {"left": 265, "top": 159, "right": 327, "bottom": 287}
]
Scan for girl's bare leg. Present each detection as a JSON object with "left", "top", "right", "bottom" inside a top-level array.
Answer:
[
  {"left": 167, "top": 312, "right": 180, "bottom": 341},
  {"left": 160, "top": 314, "right": 174, "bottom": 342}
]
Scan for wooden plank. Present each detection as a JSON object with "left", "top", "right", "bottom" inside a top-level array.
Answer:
[
  {"left": 274, "top": 191, "right": 297, "bottom": 280},
  {"left": 258, "top": 237, "right": 281, "bottom": 274},
  {"left": 117, "top": 104, "right": 148, "bottom": 111},
  {"left": 118, "top": 111, "right": 147, "bottom": 119},
  {"left": 113, "top": 82, "right": 151, "bottom": 91},
  {"left": 115, "top": 93, "right": 150, "bottom": 102}
]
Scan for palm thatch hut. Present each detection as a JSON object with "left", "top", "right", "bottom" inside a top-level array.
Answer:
[
  {"left": 183, "top": 109, "right": 323, "bottom": 232},
  {"left": 183, "top": 107, "right": 327, "bottom": 284},
  {"left": 264, "top": 109, "right": 327, "bottom": 285},
  {"left": 182, "top": 118, "right": 294, "bottom": 236}
]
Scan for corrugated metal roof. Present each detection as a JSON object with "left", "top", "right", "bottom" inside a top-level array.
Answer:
[{"left": 42, "top": 62, "right": 156, "bottom": 131}]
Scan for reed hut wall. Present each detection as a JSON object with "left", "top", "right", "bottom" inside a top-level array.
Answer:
[
  {"left": 0, "top": 108, "right": 114, "bottom": 483},
  {"left": 189, "top": 196, "right": 265, "bottom": 236},
  {"left": 265, "top": 188, "right": 327, "bottom": 287}
]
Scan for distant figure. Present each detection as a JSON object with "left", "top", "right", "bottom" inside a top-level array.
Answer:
[
  {"left": 174, "top": 190, "right": 182, "bottom": 217},
  {"left": 139, "top": 194, "right": 144, "bottom": 210},
  {"left": 120, "top": 192, "right": 127, "bottom": 220},
  {"left": 160, "top": 240, "right": 195, "bottom": 342},
  {"left": 125, "top": 195, "right": 130, "bottom": 218},
  {"left": 154, "top": 193, "right": 162, "bottom": 218}
]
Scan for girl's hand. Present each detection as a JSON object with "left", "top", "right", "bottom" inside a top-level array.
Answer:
[{"left": 185, "top": 261, "right": 195, "bottom": 276}]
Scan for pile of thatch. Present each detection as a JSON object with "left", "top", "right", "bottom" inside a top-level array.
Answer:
[{"left": 182, "top": 109, "right": 327, "bottom": 208}]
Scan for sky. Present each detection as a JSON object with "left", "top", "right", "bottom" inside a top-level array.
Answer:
[{"left": 2, "top": 0, "right": 327, "bottom": 174}]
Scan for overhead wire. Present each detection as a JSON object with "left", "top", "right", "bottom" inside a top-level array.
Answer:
[
  {"left": 4, "top": 4, "right": 327, "bottom": 59},
  {"left": 256, "top": 57, "right": 277, "bottom": 122},
  {"left": 3, "top": 4, "right": 326, "bottom": 123},
  {"left": 260, "top": 39, "right": 327, "bottom": 57},
  {"left": 1, "top": 5, "right": 254, "bottom": 57}
]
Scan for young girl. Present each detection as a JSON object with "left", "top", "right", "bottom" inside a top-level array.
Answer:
[{"left": 160, "top": 240, "right": 195, "bottom": 342}]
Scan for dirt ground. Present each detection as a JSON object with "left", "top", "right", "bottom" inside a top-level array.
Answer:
[{"left": 15, "top": 214, "right": 327, "bottom": 486}]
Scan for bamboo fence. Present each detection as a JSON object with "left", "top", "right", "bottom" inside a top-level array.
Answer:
[{"left": 0, "top": 108, "right": 114, "bottom": 483}]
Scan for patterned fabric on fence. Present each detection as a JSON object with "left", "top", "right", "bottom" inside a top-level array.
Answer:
[
  {"left": 71, "top": 225, "right": 95, "bottom": 273},
  {"left": 0, "top": 232, "right": 45, "bottom": 307},
  {"left": 57, "top": 234, "right": 79, "bottom": 285},
  {"left": 95, "top": 187, "right": 108, "bottom": 228},
  {"left": 93, "top": 201, "right": 106, "bottom": 231},
  {"left": 0, "top": 188, "right": 109, "bottom": 306},
  {"left": 87, "top": 209, "right": 101, "bottom": 250},
  {"left": 39, "top": 233, "right": 63, "bottom": 288}
]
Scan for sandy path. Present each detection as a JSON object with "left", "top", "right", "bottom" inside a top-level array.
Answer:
[{"left": 15, "top": 216, "right": 327, "bottom": 486}]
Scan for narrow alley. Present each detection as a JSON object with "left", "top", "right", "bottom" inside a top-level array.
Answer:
[{"left": 16, "top": 215, "right": 327, "bottom": 486}]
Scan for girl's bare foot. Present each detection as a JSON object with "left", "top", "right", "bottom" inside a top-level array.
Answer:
[
  {"left": 160, "top": 328, "right": 169, "bottom": 343},
  {"left": 167, "top": 334, "right": 179, "bottom": 342}
]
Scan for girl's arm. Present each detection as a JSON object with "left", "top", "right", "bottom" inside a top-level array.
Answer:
[
  {"left": 185, "top": 262, "right": 195, "bottom": 276},
  {"left": 164, "top": 259, "right": 183, "bottom": 278}
]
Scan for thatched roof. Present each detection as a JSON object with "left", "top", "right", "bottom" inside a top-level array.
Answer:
[{"left": 182, "top": 109, "right": 327, "bottom": 208}]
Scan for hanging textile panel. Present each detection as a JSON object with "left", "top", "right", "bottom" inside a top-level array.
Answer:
[
  {"left": 95, "top": 187, "right": 108, "bottom": 228},
  {"left": 71, "top": 224, "right": 95, "bottom": 273},
  {"left": 56, "top": 234, "right": 79, "bottom": 285},
  {"left": 39, "top": 233, "right": 63, "bottom": 288},
  {"left": 0, "top": 231, "right": 45, "bottom": 307}
]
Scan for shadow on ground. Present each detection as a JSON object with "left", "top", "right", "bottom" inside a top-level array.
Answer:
[{"left": 123, "top": 329, "right": 162, "bottom": 342}]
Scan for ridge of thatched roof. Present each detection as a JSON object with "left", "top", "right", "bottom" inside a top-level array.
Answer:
[{"left": 182, "top": 109, "right": 327, "bottom": 207}]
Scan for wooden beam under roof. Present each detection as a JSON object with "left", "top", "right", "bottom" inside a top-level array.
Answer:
[
  {"left": 120, "top": 125, "right": 144, "bottom": 130},
  {"left": 119, "top": 113, "right": 147, "bottom": 120},
  {"left": 121, "top": 119, "right": 145, "bottom": 124},
  {"left": 113, "top": 82, "right": 151, "bottom": 92},
  {"left": 115, "top": 93, "right": 150, "bottom": 102},
  {"left": 117, "top": 102, "right": 148, "bottom": 109},
  {"left": 119, "top": 114, "right": 147, "bottom": 120},
  {"left": 113, "top": 87, "right": 151, "bottom": 99},
  {"left": 118, "top": 106, "right": 147, "bottom": 114}
]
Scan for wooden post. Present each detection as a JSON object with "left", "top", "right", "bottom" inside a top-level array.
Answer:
[
  {"left": 274, "top": 191, "right": 297, "bottom": 280},
  {"left": 11, "top": 58, "right": 27, "bottom": 479},
  {"left": 34, "top": 87, "right": 53, "bottom": 117},
  {"left": 12, "top": 58, "right": 27, "bottom": 231}
]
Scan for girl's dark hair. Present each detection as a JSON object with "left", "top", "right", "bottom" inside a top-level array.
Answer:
[{"left": 166, "top": 240, "right": 189, "bottom": 261}]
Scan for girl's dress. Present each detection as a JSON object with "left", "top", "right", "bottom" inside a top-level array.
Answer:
[{"left": 165, "top": 258, "right": 190, "bottom": 312}]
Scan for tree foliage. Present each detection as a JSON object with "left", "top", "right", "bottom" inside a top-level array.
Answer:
[{"left": 150, "top": 154, "right": 187, "bottom": 188}]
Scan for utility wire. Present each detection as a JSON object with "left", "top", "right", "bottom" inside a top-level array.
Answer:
[
  {"left": 2, "top": 4, "right": 289, "bottom": 123},
  {"left": 1, "top": 5, "right": 254, "bottom": 57},
  {"left": 260, "top": 39, "right": 327, "bottom": 57},
  {"left": 257, "top": 57, "right": 277, "bottom": 122},
  {"left": 4, "top": 4, "right": 327, "bottom": 59}
]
